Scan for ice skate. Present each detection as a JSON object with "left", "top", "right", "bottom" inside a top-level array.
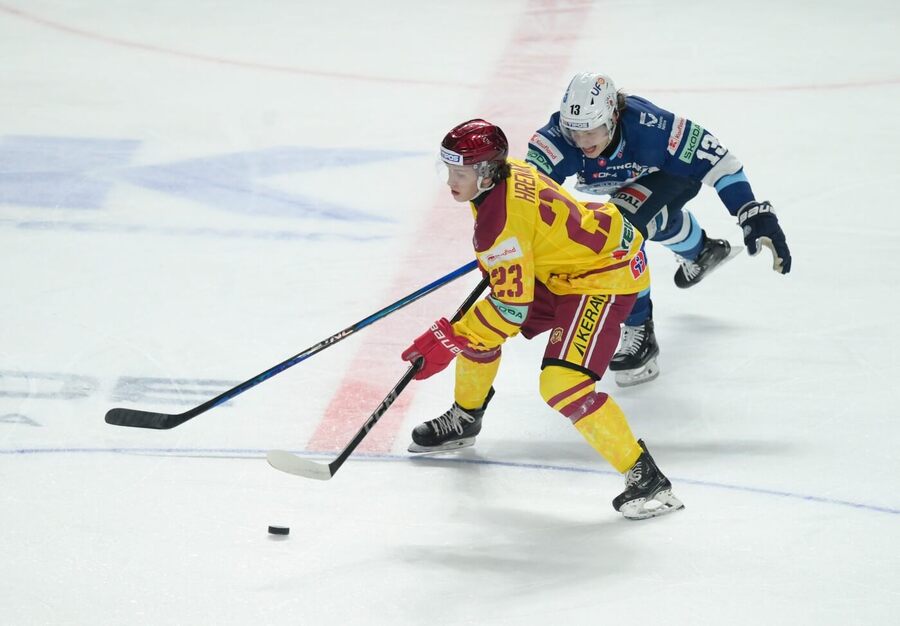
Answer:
[
  {"left": 613, "top": 440, "right": 684, "bottom": 520},
  {"left": 674, "top": 231, "right": 737, "bottom": 288},
  {"left": 609, "top": 318, "right": 659, "bottom": 387},
  {"left": 408, "top": 388, "right": 495, "bottom": 454}
]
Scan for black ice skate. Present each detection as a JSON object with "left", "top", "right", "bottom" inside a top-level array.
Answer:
[
  {"left": 613, "top": 440, "right": 684, "bottom": 520},
  {"left": 408, "top": 388, "right": 495, "bottom": 454},
  {"left": 674, "top": 231, "right": 736, "bottom": 288},
  {"left": 609, "top": 318, "right": 660, "bottom": 387}
]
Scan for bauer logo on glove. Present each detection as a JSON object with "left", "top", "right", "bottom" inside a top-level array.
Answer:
[
  {"left": 736, "top": 201, "right": 792, "bottom": 274},
  {"left": 401, "top": 318, "right": 470, "bottom": 380}
]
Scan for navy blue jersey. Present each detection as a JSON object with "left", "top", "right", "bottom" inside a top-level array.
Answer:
[{"left": 527, "top": 95, "right": 754, "bottom": 215}]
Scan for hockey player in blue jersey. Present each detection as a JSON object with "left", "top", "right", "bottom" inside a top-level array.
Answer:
[{"left": 527, "top": 73, "right": 791, "bottom": 386}]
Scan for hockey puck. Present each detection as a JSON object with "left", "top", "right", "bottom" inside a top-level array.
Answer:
[{"left": 268, "top": 525, "right": 290, "bottom": 536}]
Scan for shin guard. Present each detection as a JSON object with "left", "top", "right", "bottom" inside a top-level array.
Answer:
[
  {"left": 540, "top": 365, "right": 641, "bottom": 473},
  {"left": 454, "top": 352, "right": 500, "bottom": 411}
]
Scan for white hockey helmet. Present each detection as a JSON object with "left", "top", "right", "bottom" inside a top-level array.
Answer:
[{"left": 559, "top": 72, "right": 618, "bottom": 141}]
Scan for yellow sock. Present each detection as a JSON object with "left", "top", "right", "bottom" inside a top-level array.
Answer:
[
  {"left": 454, "top": 353, "right": 500, "bottom": 410},
  {"left": 540, "top": 365, "right": 641, "bottom": 473},
  {"left": 573, "top": 396, "right": 642, "bottom": 473}
]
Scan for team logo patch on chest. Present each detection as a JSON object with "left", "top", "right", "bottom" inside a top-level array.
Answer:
[{"left": 550, "top": 327, "right": 564, "bottom": 344}]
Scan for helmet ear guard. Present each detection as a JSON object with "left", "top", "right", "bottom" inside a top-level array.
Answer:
[
  {"left": 473, "top": 159, "right": 501, "bottom": 179},
  {"left": 473, "top": 160, "right": 502, "bottom": 191}
]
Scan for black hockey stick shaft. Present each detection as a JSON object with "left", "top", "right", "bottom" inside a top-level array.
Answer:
[
  {"left": 105, "top": 260, "right": 479, "bottom": 429},
  {"left": 317, "top": 274, "right": 489, "bottom": 478}
]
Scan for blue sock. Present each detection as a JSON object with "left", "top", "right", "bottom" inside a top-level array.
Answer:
[
  {"left": 656, "top": 210, "right": 704, "bottom": 261},
  {"left": 625, "top": 289, "right": 651, "bottom": 326}
]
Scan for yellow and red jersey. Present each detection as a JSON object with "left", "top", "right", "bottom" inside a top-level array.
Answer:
[{"left": 454, "top": 159, "right": 649, "bottom": 351}]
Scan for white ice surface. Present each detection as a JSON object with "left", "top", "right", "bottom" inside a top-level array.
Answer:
[{"left": 1, "top": 1, "right": 899, "bottom": 625}]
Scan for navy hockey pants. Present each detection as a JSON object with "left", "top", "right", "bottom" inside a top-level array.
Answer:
[{"left": 607, "top": 171, "right": 703, "bottom": 327}]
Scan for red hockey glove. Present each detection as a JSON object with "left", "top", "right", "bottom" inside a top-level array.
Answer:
[{"left": 401, "top": 318, "right": 469, "bottom": 380}]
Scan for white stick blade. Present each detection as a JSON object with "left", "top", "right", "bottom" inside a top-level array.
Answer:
[{"left": 266, "top": 450, "right": 334, "bottom": 480}]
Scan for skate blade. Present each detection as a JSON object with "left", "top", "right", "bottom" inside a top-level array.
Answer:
[
  {"left": 407, "top": 437, "right": 476, "bottom": 454},
  {"left": 720, "top": 244, "right": 744, "bottom": 265},
  {"left": 621, "top": 489, "right": 685, "bottom": 520},
  {"left": 677, "top": 243, "right": 744, "bottom": 289},
  {"left": 614, "top": 358, "right": 660, "bottom": 388}
]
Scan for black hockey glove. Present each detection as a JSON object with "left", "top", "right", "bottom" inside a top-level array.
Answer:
[{"left": 736, "top": 201, "right": 791, "bottom": 274}]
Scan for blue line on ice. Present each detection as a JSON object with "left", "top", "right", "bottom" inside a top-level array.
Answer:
[{"left": 4, "top": 446, "right": 897, "bottom": 516}]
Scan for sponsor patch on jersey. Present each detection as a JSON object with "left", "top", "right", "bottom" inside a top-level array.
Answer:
[
  {"left": 612, "top": 220, "right": 635, "bottom": 259},
  {"left": 489, "top": 296, "right": 528, "bottom": 325},
  {"left": 526, "top": 148, "right": 552, "bottom": 174},
  {"left": 440, "top": 147, "right": 463, "bottom": 165},
  {"left": 678, "top": 122, "right": 705, "bottom": 164},
  {"left": 667, "top": 116, "right": 686, "bottom": 155},
  {"left": 630, "top": 249, "right": 647, "bottom": 278},
  {"left": 530, "top": 132, "right": 563, "bottom": 165},
  {"left": 480, "top": 236, "right": 524, "bottom": 268},
  {"left": 613, "top": 220, "right": 635, "bottom": 258},
  {"left": 611, "top": 184, "right": 652, "bottom": 213}
]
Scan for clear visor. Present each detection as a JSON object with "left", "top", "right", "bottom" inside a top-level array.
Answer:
[
  {"left": 435, "top": 158, "right": 473, "bottom": 184},
  {"left": 435, "top": 155, "right": 452, "bottom": 183},
  {"left": 434, "top": 155, "right": 493, "bottom": 183},
  {"left": 560, "top": 122, "right": 613, "bottom": 149}
]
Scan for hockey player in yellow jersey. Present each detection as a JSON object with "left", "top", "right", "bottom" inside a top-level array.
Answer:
[{"left": 401, "top": 119, "right": 683, "bottom": 519}]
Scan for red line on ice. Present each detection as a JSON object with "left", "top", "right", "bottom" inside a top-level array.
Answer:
[{"left": 308, "top": 0, "right": 596, "bottom": 454}]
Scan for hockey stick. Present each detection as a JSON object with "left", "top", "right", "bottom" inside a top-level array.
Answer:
[
  {"left": 105, "top": 260, "right": 479, "bottom": 430},
  {"left": 266, "top": 274, "right": 490, "bottom": 480}
]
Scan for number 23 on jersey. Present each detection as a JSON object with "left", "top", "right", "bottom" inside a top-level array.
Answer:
[{"left": 491, "top": 264, "right": 524, "bottom": 298}]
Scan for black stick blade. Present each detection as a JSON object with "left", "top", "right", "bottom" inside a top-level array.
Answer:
[{"left": 105, "top": 407, "right": 187, "bottom": 430}]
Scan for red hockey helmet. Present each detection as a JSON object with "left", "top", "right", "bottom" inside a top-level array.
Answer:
[
  {"left": 439, "top": 119, "right": 509, "bottom": 191},
  {"left": 440, "top": 119, "right": 508, "bottom": 166}
]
